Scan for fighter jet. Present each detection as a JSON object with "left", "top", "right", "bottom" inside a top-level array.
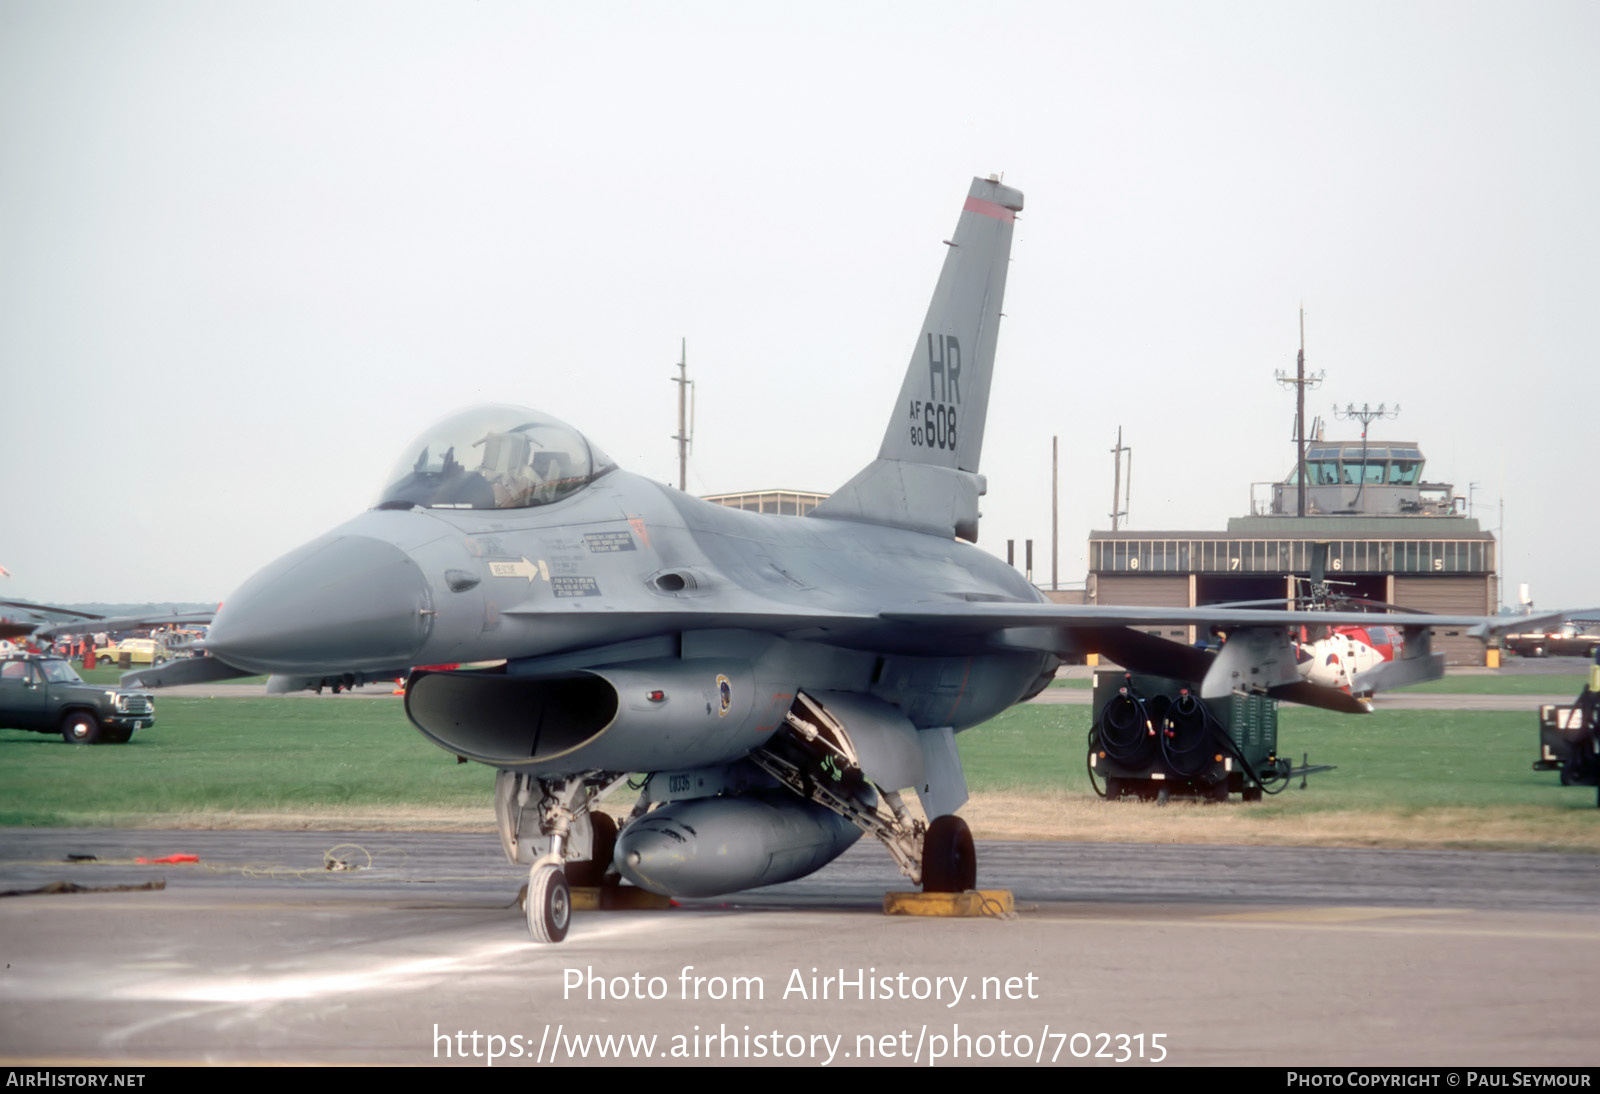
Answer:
[{"left": 126, "top": 177, "right": 1551, "bottom": 942}]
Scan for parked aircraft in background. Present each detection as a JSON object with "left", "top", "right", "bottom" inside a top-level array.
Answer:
[{"left": 1296, "top": 623, "right": 1404, "bottom": 695}]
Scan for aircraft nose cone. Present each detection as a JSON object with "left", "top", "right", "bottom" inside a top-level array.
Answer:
[{"left": 207, "top": 535, "right": 433, "bottom": 674}]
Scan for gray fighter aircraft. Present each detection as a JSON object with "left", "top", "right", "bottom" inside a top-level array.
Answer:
[{"left": 126, "top": 177, "right": 1549, "bottom": 943}]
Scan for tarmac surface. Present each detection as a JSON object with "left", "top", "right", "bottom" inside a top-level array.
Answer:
[
  {"left": 1, "top": 828, "right": 1597, "bottom": 1067},
  {"left": 5, "top": 658, "right": 1592, "bottom": 1067}
]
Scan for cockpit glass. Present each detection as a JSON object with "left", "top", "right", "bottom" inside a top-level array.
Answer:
[{"left": 377, "top": 405, "right": 616, "bottom": 511}]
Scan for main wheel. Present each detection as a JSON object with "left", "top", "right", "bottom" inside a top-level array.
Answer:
[
  {"left": 922, "top": 814, "right": 976, "bottom": 893},
  {"left": 526, "top": 864, "right": 571, "bottom": 943},
  {"left": 565, "top": 812, "right": 619, "bottom": 888},
  {"left": 61, "top": 711, "right": 103, "bottom": 745}
]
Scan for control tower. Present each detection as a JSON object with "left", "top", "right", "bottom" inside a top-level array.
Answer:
[
  {"left": 1083, "top": 435, "right": 1498, "bottom": 665},
  {"left": 1261, "top": 440, "right": 1462, "bottom": 518}
]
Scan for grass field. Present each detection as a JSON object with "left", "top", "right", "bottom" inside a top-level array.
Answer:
[
  {"left": 3, "top": 692, "right": 1595, "bottom": 851},
  {"left": 1387, "top": 673, "right": 1587, "bottom": 695},
  {"left": 76, "top": 665, "right": 269, "bottom": 686}
]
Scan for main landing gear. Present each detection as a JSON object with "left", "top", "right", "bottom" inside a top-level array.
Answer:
[
  {"left": 921, "top": 814, "right": 977, "bottom": 892},
  {"left": 751, "top": 692, "right": 976, "bottom": 894}
]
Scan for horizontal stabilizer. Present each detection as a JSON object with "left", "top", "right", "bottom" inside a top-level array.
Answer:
[{"left": 1352, "top": 651, "right": 1446, "bottom": 693}]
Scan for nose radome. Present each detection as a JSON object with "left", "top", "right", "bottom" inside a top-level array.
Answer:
[{"left": 207, "top": 535, "right": 433, "bottom": 674}]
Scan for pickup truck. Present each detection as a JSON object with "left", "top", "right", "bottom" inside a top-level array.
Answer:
[{"left": 0, "top": 653, "right": 155, "bottom": 743}]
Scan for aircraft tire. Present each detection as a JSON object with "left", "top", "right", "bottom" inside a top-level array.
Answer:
[
  {"left": 61, "top": 712, "right": 102, "bottom": 745},
  {"left": 527, "top": 864, "right": 571, "bottom": 943},
  {"left": 565, "top": 812, "right": 619, "bottom": 888},
  {"left": 922, "top": 815, "right": 976, "bottom": 893}
]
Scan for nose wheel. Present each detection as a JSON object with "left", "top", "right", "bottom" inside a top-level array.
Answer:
[{"left": 526, "top": 863, "right": 571, "bottom": 943}]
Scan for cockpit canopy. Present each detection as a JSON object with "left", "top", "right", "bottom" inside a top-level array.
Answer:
[{"left": 377, "top": 405, "right": 616, "bottom": 511}]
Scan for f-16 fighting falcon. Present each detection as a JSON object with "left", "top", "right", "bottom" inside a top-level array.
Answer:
[{"left": 126, "top": 177, "right": 1550, "bottom": 942}]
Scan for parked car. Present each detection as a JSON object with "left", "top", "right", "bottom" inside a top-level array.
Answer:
[
  {"left": 1505, "top": 622, "right": 1600, "bottom": 658},
  {"left": 0, "top": 653, "right": 155, "bottom": 743},
  {"left": 92, "top": 638, "right": 171, "bottom": 667}
]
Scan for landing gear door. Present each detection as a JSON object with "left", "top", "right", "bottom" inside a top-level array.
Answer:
[
  {"left": 916, "top": 725, "right": 969, "bottom": 820},
  {"left": 804, "top": 691, "right": 925, "bottom": 791}
]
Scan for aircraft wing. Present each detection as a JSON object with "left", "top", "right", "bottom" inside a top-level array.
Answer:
[
  {"left": 0, "top": 599, "right": 216, "bottom": 642},
  {"left": 0, "top": 598, "right": 102, "bottom": 620},
  {"left": 45, "top": 612, "right": 215, "bottom": 641},
  {"left": 879, "top": 602, "right": 1573, "bottom": 639},
  {"left": 0, "top": 598, "right": 103, "bottom": 638},
  {"left": 876, "top": 602, "right": 1582, "bottom": 712}
]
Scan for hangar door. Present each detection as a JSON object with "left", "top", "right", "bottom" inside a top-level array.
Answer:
[{"left": 1393, "top": 576, "right": 1495, "bottom": 666}]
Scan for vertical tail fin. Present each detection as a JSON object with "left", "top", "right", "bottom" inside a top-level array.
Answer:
[{"left": 811, "top": 176, "right": 1023, "bottom": 542}]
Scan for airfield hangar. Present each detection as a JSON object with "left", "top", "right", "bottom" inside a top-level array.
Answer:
[
  {"left": 701, "top": 489, "right": 829, "bottom": 517},
  {"left": 1077, "top": 438, "right": 1499, "bottom": 666}
]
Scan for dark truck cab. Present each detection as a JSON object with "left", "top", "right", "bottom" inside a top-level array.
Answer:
[{"left": 0, "top": 654, "right": 155, "bottom": 743}]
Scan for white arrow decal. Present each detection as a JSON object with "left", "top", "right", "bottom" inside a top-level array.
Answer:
[{"left": 488, "top": 557, "right": 543, "bottom": 582}]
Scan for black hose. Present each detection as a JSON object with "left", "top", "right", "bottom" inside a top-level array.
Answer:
[
  {"left": 1160, "top": 692, "right": 1216, "bottom": 778},
  {"left": 1097, "top": 686, "right": 1156, "bottom": 768},
  {"left": 1085, "top": 727, "right": 1107, "bottom": 799},
  {"left": 1210, "top": 722, "right": 1293, "bottom": 796}
]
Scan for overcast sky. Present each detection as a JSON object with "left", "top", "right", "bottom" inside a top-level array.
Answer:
[{"left": 2, "top": 1, "right": 1595, "bottom": 611}]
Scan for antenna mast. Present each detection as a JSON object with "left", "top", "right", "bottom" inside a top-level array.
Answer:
[
  {"left": 1333, "top": 401, "right": 1400, "bottom": 510},
  {"left": 1109, "top": 427, "right": 1131, "bottom": 532},
  {"left": 1275, "top": 308, "right": 1325, "bottom": 517},
  {"left": 1333, "top": 400, "right": 1400, "bottom": 440},
  {"left": 1051, "top": 436, "right": 1059, "bottom": 591},
  {"left": 671, "top": 339, "right": 694, "bottom": 490}
]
